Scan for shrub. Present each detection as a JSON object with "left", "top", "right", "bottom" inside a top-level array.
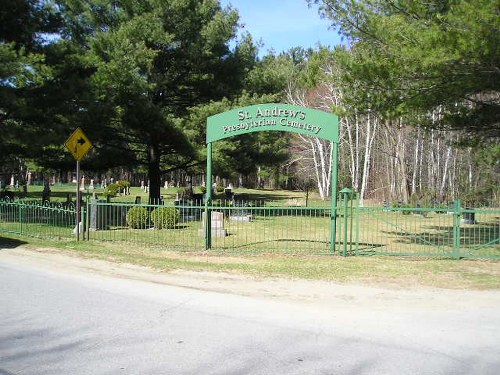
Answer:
[
  {"left": 199, "top": 185, "right": 206, "bottom": 194},
  {"left": 103, "top": 183, "right": 120, "bottom": 197},
  {"left": 392, "top": 201, "right": 412, "bottom": 215},
  {"left": 151, "top": 207, "right": 180, "bottom": 229},
  {"left": 215, "top": 184, "right": 225, "bottom": 193},
  {"left": 401, "top": 204, "right": 412, "bottom": 215},
  {"left": 127, "top": 206, "right": 149, "bottom": 229},
  {"left": 117, "top": 180, "right": 130, "bottom": 189}
]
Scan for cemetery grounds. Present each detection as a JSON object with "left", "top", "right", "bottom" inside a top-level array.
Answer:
[{"left": 0, "top": 184, "right": 499, "bottom": 289}]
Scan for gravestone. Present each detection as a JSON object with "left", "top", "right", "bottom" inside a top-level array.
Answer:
[
  {"left": 89, "top": 198, "right": 108, "bottom": 230},
  {"left": 224, "top": 187, "right": 234, "bottom": 200},
  {"left": 192, "top": 193, "right": 205, "bottom": 205},
  {"left": 382, "top": 200, "right": 389, "bottom": 211},
  {"left": 462, "top": 210, "right": 477, "bottom": 224},
  {"left": 175, "top": 199, "right": 200, "bottom": 221},
  {"left": 199, "top": 211, "right": 227, "bottom": 237},
  {"left": 229, "top": 201, "right": 252, "bottom": 222}
]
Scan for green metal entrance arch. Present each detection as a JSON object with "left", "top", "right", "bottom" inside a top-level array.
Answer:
[{"left": 205, "top": 103, "right": 340, "bottom": 252}]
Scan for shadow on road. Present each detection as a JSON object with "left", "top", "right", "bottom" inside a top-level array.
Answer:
[{"left": 0, "top": 236, "right": 27, "bottom": 249}]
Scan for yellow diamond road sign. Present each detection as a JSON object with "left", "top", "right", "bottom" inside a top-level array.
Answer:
[{"left": 65, "top": 127, "right": 93, "bottom": 161}]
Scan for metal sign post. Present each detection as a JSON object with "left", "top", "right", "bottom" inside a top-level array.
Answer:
[
  {"left": 76, "top": 160, "right": 80, "bottom": 241},
  {"left": 205, "top": 143, "right": 213, "bottom": 249},
  {"left": 64, "top": 127, "right": 93, "bottom": 241}
]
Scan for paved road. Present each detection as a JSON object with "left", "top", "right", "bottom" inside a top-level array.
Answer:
[{"left": 1, "top": 251, "right": 499, "bottom": 375}]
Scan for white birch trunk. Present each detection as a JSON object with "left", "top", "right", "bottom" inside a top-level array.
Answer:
[{"left": 359, "top": 112, "right": 378, "bottom": 205}]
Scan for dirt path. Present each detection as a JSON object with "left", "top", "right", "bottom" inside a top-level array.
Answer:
[{"left": 2, "top": 246, "right": 500, "bottom": 312}]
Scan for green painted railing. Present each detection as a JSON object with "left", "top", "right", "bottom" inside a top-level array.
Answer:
[
  {"left": 0, "top": 200, "right": 77, "bottom": 239},
  {"left": 352, "top": 202, "right": 500, "bottom": 259},
  {"left": 1, "top": 198, "right": 499, "bottom": 259}
]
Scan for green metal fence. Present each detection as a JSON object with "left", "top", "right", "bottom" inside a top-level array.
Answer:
[
  {"left": 349, "top": 202, "right": 500, "bottom": 259},
  {"left": 85, "top": 199, "right": 333, "bottom": 255},
  {"left": 1, "top": 197, "right": 499, "bottom": 259},
  {"left": 0, "top": 199, "right": 77, "bottom": 239}
]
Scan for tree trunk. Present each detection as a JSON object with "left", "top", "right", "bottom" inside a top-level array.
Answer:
[
  {"left": 359, "top": 112, "right": 378, "bottom": 205},
  {"left": 148, "top": 144, "right": 161, "bottom": 204},
  {"left": 411, "top": 128, "right": 420, "bottom": 196}
]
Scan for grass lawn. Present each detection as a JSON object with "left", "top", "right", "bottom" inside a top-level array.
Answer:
[
  {"left": 1, "top": 233, "right": 499, "bottom": 290},
  {"left": 2, "top": 184, "right": 499, "bottom": 262}
]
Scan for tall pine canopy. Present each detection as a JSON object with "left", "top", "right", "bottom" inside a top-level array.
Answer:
[
  {"left": 57, "top": 0, "right": 255, "bottom": 202},
  {"left": 311, "top": 0, "right": 500, "bottom": 140}
]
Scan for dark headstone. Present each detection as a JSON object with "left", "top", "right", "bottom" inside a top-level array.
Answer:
[
  {"left": 175, "top": 199, "right": 201, "bottom": 221},
  {"left": 462, "top": 210, "right": 477, "bottom": 224}
]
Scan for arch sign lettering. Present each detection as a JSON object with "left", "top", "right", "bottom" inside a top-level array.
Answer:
[
  {"left": 205, "top": 103, "right": 340, "bottom": 252},
  {"left": 206, "top": 103, "right": 338, "bottom": 143}
]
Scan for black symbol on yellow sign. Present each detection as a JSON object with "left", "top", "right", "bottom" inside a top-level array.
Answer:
[{"left": 64, "top": 128, "right": 93, "bottom": 161}]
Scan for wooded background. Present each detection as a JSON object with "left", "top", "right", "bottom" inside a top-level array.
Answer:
[{"left": 1, "top": 0, "right": 498, "bottom": 205}]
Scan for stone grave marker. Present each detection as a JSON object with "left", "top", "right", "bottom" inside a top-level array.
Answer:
[
  {"left": 175, "top": 199, "right": 200, "bottom": 221},
  {"left": 199, "top": 211, "right": 227, "bottom": 237},
  {"left": 229, "top": 201, "right": 252, "bottom": 222}
]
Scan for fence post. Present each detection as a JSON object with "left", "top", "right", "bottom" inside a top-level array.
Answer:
[
  {"left": 453, "top": 199, "right": 461, "bottom": 259},
  {"left": 85, "top": 199, "right": 90, "bottom": 240},
  {"left": 340, "top": 188, "right": 353, "bottom": 256},
  {"left": 19, "top": 202, "right": 23, "bottom": 235},
  {"left": 355, "top": 192, "right": 360, "bottom": 255}
]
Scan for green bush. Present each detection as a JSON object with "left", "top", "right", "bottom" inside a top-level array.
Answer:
[
  {"left": 401, "top": 204, "right": 412, "bottom": 215},
  {"left": 199, "top": 185, "right": 207, "bottom": 194},
  {"left": 126, "top": 206, "right": 149, "bottom": 229},
  {"left": 151, "top": 207, "right": 180, "bottom": 229},
  {"left": 216, "top": 184, "right": 225, "bottom": 193},
  {"left": 117, "top": 180, "right": 130, "bottom": 189},
  {"left": 103, "top": 183, "right": 120, "bottom": 197},
  {"left": 392, "top": 201, "right": 412, "bottom": 214}
]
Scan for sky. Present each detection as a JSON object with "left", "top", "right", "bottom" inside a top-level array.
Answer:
[{"left": 219, "top": 0, "right": 342, "bottom": 56}]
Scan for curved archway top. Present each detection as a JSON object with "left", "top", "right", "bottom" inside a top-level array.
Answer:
[{"left": 206, "top": 103, "right": 339, "bottom": 144}]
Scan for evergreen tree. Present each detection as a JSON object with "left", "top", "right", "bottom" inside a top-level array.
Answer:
[
  {"left": 56, "top": 0, "right": 256, "bottom": 202},
  {"left": 310, "top": 0, "right": 500, "bottom": 140}
]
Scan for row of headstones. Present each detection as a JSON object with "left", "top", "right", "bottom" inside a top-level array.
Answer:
[{"left": 382, "top": 200, "right": 477, "bottom": 224}]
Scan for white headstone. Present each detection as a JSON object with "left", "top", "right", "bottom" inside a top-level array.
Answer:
[{"left": 199, "top": 211, "right": 227, "bottom": 237}]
